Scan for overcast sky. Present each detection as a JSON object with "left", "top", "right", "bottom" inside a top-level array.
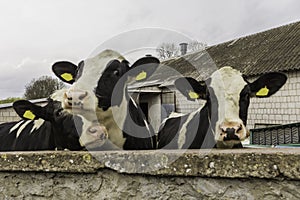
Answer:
[{"left": 0, "top": 0, "right": 299, "bottom": 99}]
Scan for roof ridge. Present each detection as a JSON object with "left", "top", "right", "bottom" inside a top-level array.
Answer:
[{"left": 208, "top": 20, "right": 300, "bottom": 49}]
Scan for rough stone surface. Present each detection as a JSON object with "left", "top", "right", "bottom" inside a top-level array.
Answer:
[
  {"left": 0, "top": 170, "right": 300, "bottom": 200},
  {"left": 0, "top": 149, "right": 299, "bottom": 199}
]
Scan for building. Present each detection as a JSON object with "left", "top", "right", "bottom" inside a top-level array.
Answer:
[{"left": 130, "top": 21, "right": 300, "bottom": 131}]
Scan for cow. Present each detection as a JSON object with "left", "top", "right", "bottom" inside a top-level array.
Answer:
[
  {"left": 0, "top": 91, "right": 107, "bottom": 151},
  {"left": 158, "top": 66, "right": 287, "bottom": 149},
  {"left": 52, "top": 49, "right": 160, "bottom": 150}
]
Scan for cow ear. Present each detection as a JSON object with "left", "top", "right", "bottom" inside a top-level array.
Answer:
[
  {"left": 175, "top": 77, "right": 208, "bottom": 101},
  {"left": 52, "top": 61, "right": 78, "bottom": 84},
  {"left": 13, "top": 100, "right": 47, "bottom": 121},
  {"left": 249, "top": 72, "right": 287, "bottom": 98},
  {"left": 129, "top": 56, "right": 160, "bottom": 81}
]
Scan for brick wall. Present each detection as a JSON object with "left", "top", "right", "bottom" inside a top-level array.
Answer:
[
  {"left": 247, "top": 71, "right": 300, "bottom": 129},
  {"left": 0, "top": 106, "right": 21, "bottom": 123}
]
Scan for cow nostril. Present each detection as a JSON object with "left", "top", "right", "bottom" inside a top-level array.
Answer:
[
  {"left": 88, "top": 127, "right": 98, "bottom": 134},
  {"left": 237, "top": 125, "right": 242, "bottom": 132},
  {"left": 100, "top": 133, "right": 107, "bottom": 140},
  {"left": 79, "top": 92, "right": 88, "bottom": 101}
]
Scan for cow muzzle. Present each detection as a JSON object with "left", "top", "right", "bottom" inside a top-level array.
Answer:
[
  {"left": 80, "top": 124, "right": 108, "bottom": 149},
  {"left": 217, "top": 121, "right": 249, "bottom": 144},
  {"left": 63, "top": 89, "right": 93, "bottom": 112}
]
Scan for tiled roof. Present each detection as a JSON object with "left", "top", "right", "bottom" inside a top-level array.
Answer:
[{"left": 158, "top": 21, "right": 300, "bottom": 81}]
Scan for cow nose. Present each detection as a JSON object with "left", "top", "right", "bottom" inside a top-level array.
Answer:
[
  {"left": 64, "top": 89, "right": 88, "bottom": 108},
  {"left": 221, "top": 124, "right": 243, "bottom": 140},
  {"left": 224, "top": 127, "right": 239, "bottom": 140},
  {"left": 225, "top": 128, "right": 235, "bottom": 135},
  {"left": 66, "top": 90, "right": 88, "bottom": 100}
]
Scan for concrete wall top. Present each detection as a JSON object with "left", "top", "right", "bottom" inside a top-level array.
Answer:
[{"left": 0, "top": 149, "right": 299, "bottom": 180}]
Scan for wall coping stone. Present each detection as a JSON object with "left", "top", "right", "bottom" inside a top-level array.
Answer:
[{"left": 0, "top": 149, "right": 299, "bottom": 180}]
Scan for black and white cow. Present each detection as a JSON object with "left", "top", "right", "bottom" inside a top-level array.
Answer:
[
  {"left": 158, "top": 66, "right": 287, "bottom": 149},
  {"left": 52, "top": 50, "right": 160, "bottom": 150},
  {"left": 0, "top": 91, "right": 107, "bottom": 151}
]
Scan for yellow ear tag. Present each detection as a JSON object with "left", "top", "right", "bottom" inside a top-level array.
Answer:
[
  {"left": 136, "top": 71, "right": 147, "bottom": 81},
  {"left": 189, "top": 91, "right": 199, "bottom": 99},
  {"left": 61, "top": 73, "right": 73, "bottom": 82},
  {"left": 23, "top": 110, "right": 36, "bottom": 120},
  {"left": 256, "top": 86, "right": 269, "bottom": 96}
]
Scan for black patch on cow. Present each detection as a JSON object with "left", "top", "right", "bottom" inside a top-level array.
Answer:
[
  {"left": 0, "top": 121, "right": 25, "bottom": 151},
  {"left": 184, "top": 105, "right": 215, "bottom": 149},
  {"left": 76, "top": 60, "right": 84, "bottom": 81},
  {"left": 158, "top": 81, "right": 219, "bottom": 149},
  {"left": 52, "top": 110, "right": 83, "bottom": 150},
  {"left": 52, "top": 61, "right": 78, "bottom": 84},
  {"left": 0, "top": 120, "right": 56, "bottom": 151},
  {"left": 175, "top": 77, "right": 208, "bottom": 101},
  {"left": 249, "top": 72, "right": 287, "bottom": 98},
  {"left": 122, "top": 99, "right": 156, "bottom": 150},
  {"left": 96, "top": 60, "right": 130, "bottom": 110},
  {"left": 239, "top": 85, "right": 251, "bottom": 125},
  {"left": 157, "top": 115, "right": 189, "bottom": 149},
  {"left": 94, "top": 55, "right": 159, "bottom": 150}
]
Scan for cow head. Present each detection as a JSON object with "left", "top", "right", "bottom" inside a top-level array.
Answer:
[
  {"left": 13, "top": 98, "right": 82, "bottom": 150},
  {"left": 52, "top": 50, "right": 159, "bottom": 149},
  {"left": 175, "top": 66, "right": 287, "bottom": 148},
  {"left": 12, "top": 97, "right": 108, "bottom": 150},
  {"left": 52, "top": 50, "right": 159, "bottom": 113}
]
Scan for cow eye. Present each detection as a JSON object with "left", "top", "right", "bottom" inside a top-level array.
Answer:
[
  {"left": 56, "top": 109, "right": 63, "bottom": 117},
  {"left": 113, "top": 70, "right": 119, "bottom": 76}
]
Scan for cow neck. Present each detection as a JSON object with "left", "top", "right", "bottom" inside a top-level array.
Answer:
[
  {"left": 96, "top": 80, "right": 129, "bottom": 149},
  {"left": 203, "top": 99, "right": 218, "bottom": 148}
]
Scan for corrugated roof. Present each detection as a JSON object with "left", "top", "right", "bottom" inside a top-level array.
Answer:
[
  {"left": 206, "top": 21, "right": 300, "bottom": 77},
  {"left": 150, "top": 21, "right": 300, "bottom": 83}
]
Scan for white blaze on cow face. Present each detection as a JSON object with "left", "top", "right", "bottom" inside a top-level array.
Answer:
[
  {"left": 209, "top": 66, "right": 249, "bottom": 147},
  {"left": 61, "top": 50, "right": 128, "bottom": 149},
  {"left": 63, "top": 50, "right": 125, "bottom": 115}
]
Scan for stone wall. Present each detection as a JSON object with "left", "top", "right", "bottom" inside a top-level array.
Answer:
[{"left": 0, "top": 149, "right": 299, "bottom": 199}]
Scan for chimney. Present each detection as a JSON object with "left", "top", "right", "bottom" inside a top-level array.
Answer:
[{"left": 179, "top": 43, "right": 188, "bottom": 55}]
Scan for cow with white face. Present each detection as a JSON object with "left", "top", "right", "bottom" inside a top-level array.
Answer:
[
  {"left": 52, "top": 50, "right": 160, "bottom": 150},
  {"left": 158, "top": 66, "right": 287, "bottom": 149}
]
